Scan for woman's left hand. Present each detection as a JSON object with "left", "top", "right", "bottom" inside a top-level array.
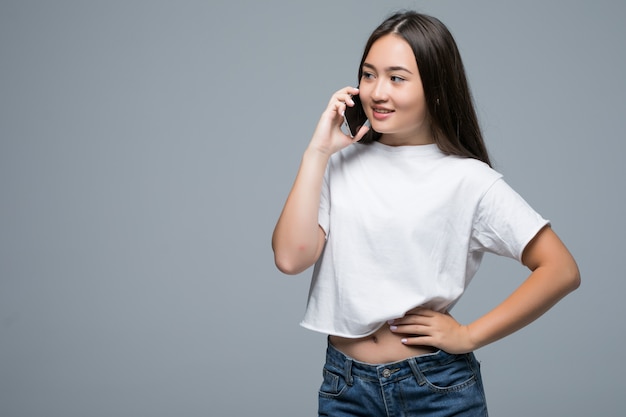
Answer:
[{"left": 388, "top": 308, "right": 476, "bottom": 354}]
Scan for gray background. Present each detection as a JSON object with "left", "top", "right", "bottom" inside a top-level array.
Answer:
[{"left": 1, "top": 0, "right": 623, "bottom": 416}]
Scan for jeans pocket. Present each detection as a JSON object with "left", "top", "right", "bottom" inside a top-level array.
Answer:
[
  {"left": 419, "top": 354, "right": 478, "bottom": 393},
  {"left": 319, "top": 368, "right": 348, "bottom": 398}
]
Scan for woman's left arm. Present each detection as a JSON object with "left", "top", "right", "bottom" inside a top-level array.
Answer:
[{"left": 390, "top": 226, "right": 581, "bottom": 353}]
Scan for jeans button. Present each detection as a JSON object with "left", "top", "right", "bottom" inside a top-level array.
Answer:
[{"left": 382, "top": 369, "right": 391, "bottom": 378}]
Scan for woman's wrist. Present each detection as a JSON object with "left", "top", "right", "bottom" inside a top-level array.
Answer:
[{"left": 303, "top": 144, "right": 333, "bottom": 163}]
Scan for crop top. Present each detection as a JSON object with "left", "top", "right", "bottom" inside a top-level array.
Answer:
[{"left": 300, "top": 141, "right": 549, "bottom": 338}]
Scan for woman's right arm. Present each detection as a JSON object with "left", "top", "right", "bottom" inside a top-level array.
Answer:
[
  {"left": 271, "top": 148, "right": 330, "bottom": 275},
  {"left": 272, "top": 87, "right": 368, "bottom": 275}
]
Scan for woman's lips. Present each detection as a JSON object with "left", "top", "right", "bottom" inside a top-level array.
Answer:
[{"left": 371, "top": 108, "right": 394, "bottom": 121}]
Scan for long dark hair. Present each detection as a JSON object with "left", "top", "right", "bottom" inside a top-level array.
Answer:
[{"left": 358, "top": 11, "right": 491, "bottom": 167}]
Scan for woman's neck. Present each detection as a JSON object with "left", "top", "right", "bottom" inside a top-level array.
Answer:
[{"left": 378, "top": 133, "right": 434, "bottom": 147}]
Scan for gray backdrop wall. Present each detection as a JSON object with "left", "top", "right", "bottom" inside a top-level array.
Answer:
[{"left": 1, "top": 0, "right": 624, "bottom": 416}]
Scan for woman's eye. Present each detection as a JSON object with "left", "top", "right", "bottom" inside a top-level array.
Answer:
[
  {"left": 362, "top": 72, "right": 375, "bottom": 80},
  {"left": 391, "top": 76, "right": 405, "bottom": 83}
]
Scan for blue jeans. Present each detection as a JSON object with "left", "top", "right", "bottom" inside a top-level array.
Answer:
[{"left": 319, "top": 341, "right": 488, "bottom": 417}]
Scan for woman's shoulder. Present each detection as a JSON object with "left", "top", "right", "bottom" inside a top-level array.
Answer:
[
  {"left": 431, "top": 155, "right": 505, "bottom": 203},
  {"left": 442, "top": 154, "right": 502, "bottom": 183}
]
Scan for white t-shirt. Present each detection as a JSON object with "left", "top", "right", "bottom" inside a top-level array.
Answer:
[{"left": 300, "top": 141, "right": 549, "bottom": 338}]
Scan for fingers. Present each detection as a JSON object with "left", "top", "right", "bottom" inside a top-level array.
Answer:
[
  {"left": 324, "top": 86, "right": 365, "bottom": 142},
  {"left": 387, "top": 309, "right": 472, "bottom": 353},
  {"left": 389, "top": 323, "right": 429, "bottom": 336},
  {"left": 401, "top": 335, "right": 434, "bottom": 346},
  {"left": 387, "top": 308, "right": 441, "bottom": 340},
  {"left": 389, "top": 319, "right": 434, "bottom": 347},
  {"left": 352, "top": 123, "right": 370, "bottom": 142},
  {"left": 312, "top": 86, "right": 363, "bottom": 154},
  {"left": 329, "top": 86, "right": 359, "bottom": 113},
  {"left": 388, "top": 311, "right": 429, "bottom": 335},
  {"left": 338, "top": 86, "right": 360, "bottom": 100}
]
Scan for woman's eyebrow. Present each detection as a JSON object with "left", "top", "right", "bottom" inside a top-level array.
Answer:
[{"left": 362, "top": 62, "right": 414, "bottom": 74}]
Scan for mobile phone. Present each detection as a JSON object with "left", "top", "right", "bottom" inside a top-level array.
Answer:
[{"left": 342, "top": 93, "right": 370, "bottom": 138}]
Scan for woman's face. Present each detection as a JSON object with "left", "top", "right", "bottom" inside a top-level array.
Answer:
[{"left": 359, "top": 34, "right": 432, "bottom": 146}]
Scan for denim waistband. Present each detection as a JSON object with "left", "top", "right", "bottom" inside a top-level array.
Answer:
[{"left": 325, "top": 339, "right": 472, "bottom": 385}]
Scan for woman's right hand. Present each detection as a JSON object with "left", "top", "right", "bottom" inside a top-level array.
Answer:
[{"left": 308, "top": 86, "right": 370, "bottom": 156}]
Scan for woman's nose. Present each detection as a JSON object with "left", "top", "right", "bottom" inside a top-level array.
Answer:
[{"left": 370, "top": 81, "right": 388, "bottom": 101}]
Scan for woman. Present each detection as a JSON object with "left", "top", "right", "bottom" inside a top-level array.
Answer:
[{"left": 272, "top": 11, "right": 579, "bottom": 416}]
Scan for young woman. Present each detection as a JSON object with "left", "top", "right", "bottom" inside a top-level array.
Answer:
[{"left": 272, "top": 11, "right": 580, "bottom": 416}]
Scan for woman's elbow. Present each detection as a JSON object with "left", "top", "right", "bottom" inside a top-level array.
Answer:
[
  {"left": 274, "top": 254, "right": 308, "bottom": 275},
  {"left": 554, "top": 252, "right": 581, "bottom": 296},
  {"left": 566, "top": 260, "right": 581, "bottom": 293},
  {"left": 273, "top": 246, "right": 317, "bottom": 275},
  {"left": 272, "top": 232, "right": 324, "bottom": 275}
]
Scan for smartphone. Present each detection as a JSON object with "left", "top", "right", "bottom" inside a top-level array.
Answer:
[{"left": 342, "top": 93, "right": 370, "bottom": 138}]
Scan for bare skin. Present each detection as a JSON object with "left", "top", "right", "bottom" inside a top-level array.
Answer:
[
  {"left": 272, "top": 34, "right": 580, "bottom": 364},
  {"left": 328, "top": 225, "right": 579, "bottom": 363},
  {"left": 330, "top": 326, "right": 437, "bottom": 364}
]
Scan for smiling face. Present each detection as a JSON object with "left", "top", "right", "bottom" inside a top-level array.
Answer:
[{"left": 359, "top": 34, "right": 433, "bottom": 146}]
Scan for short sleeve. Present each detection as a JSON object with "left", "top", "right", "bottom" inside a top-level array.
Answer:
[
  {"left": 318, "top": 164, "right": 330, "bottom": 237},
  {"left": 470, "top": 178, "right": 549, "bottom": 262}
]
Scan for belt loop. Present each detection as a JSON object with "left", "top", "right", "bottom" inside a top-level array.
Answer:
[
  {"left": 408, "top": 357, "right": 426, "bottom": 386},
  {"left": 344, "top": 358, "right": 354, "bottom": 386}
]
